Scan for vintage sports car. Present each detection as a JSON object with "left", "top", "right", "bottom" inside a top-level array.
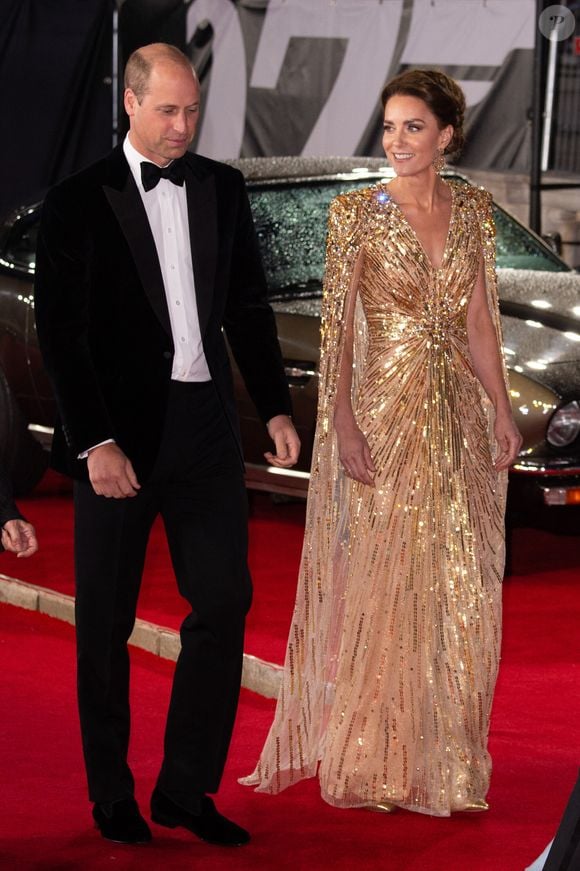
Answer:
[{"left": 0, "top": 157, "right": 579, "bottom": 527}]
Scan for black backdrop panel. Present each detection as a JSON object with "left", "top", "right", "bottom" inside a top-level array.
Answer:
[{"left": 0, "top": 0, "right": 113, "bottom": 219}]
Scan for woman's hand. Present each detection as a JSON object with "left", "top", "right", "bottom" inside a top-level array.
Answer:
[
  {"left": 493, "top": 409, "right": 523, "bottom": 471},
  {"left": 335, "top": 413, "right": 376, "bottom": 486}
]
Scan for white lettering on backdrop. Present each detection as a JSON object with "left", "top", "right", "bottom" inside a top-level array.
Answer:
[
  {"left": 402, "top": 0, "right": 535, "bottom": 107},
  {"left": 187, "top": 0, "right": 535, "bottom": 159},
  {"left": 186, "top": 0, "right": 246, "bottom": 158},
  {"left": 251, "top": 0, "right": 403, "bottom": 155}
]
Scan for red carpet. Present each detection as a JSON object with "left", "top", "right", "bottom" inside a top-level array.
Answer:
[
  {"left": 2, "top": 471, "right": 580, "bottom": 869},
  {"left": 1, "top": 600, "right": 580, "bottom": 871},
  {"left": 5, "top": 471, "right": 580, "bottom": 664}
]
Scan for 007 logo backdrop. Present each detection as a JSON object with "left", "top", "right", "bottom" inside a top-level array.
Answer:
[{"left": 121, "top": 0, "right": 537, "bottom": 169}]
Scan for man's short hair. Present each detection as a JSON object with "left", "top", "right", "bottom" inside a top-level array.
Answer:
[{"left": 124, "top": 43, "right": 196, "bottom": 101}]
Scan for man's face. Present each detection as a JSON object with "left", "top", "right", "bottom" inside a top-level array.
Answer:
[{"left": 124, "top": 61, "right": 200, "bottom": 165}]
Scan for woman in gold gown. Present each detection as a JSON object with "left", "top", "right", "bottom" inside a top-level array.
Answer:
[{"left": 241, "top": 70, "right": 522, "bottom": 816}]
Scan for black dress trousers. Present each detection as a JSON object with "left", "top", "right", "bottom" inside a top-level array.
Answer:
[{"left": 73, "top": 381, "right": 252, "bottom": 810}]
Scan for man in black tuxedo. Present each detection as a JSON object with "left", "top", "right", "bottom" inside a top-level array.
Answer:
[
  {"left": 0, "top": 465, "right": 38, "bottom": 556},
  {"left": 34, "top": 43, "right": 299, "bottom": 847}
]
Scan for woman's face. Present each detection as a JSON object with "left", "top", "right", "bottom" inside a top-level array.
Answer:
[{"left": 382, "top": 94, "right": 453, "bottom": 178}]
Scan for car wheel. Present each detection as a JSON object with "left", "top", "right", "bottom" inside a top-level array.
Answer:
[{"left": 0, "top": 366, "right": 48, "bottom": 495}]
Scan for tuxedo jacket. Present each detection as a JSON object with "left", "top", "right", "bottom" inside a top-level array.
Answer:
[
  {"left": 34, "top": 146, "right": 292, "bottom": 481},
  {"left": 0, "top": 465, "right": 24, "bottom": 546}
]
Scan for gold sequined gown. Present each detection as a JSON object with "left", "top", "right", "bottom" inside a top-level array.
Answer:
[{"left": 241, "top": 181, "right": 508, "bottom": 816}]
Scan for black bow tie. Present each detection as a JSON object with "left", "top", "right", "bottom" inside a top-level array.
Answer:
[{"left": 141, "top": 159, "right": 185, "bottom": 191}]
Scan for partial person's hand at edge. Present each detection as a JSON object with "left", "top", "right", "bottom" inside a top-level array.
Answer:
[
  {"left": 264, "top": 415, "right": 301, "bottom": 468},
  {"left": 2, "top": 519, "right": 39, "bottom": 557},
  {"left": 87, "top": 443, "right": 141, "bottom": 498}
]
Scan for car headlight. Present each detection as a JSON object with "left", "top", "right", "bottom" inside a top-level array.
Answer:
[{"left": 546, "top": 400, "right": 580, "bottom": 447}]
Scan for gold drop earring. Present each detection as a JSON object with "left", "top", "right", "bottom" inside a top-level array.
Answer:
[{"left": 433, "top": 148, "right": 445, "bottom": 173}]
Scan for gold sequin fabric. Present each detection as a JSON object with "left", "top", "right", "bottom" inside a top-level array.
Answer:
[{"left": 240, "top": 182, "right": 508, "bottom": 816}]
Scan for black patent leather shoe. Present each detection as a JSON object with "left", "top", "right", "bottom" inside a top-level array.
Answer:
[
  {"left": 93, "top": 797, "right": 152, "bottom": 844},
  {"left": 150, "top": 788, "right": 250, "bottom": 847}
]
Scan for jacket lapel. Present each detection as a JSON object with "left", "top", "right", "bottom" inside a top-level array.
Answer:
[
  {"left": 184, "top": 158, "right": 217, "bottom": 337},
  {"left": 102, "top": 148, "right": 172, "bottom": 338}
]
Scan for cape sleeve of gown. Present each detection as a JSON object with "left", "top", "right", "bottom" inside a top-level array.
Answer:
[
  {"left": 474, "top": 185, "right": 510, "bottom": 513},
  {"left": 239, "top": 188, "right": 372, "bottom": 793}
]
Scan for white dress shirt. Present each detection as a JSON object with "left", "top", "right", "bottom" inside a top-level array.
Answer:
[{"left": 123, "top": 135, "right": 210, "bottom": 382}]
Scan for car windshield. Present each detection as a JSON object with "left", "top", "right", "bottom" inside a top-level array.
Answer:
[
  {"left": 1, "top": 176, "right": 568, "bottom": 282},
  {"left": 493, "top": 208, "right": 565, "bottom": 271},
  {"left": 248, "top": 177, "right": 568, "bottom": 301}
]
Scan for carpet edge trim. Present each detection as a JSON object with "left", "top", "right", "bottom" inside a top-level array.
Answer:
[{"left": 0, "top": 575, "right": 282, "bottom": 699}]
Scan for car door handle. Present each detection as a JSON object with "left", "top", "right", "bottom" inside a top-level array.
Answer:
[{"left": 284, "top": 362, "right": 316, "bottom": 387}]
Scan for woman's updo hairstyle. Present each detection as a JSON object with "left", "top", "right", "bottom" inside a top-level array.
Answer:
[{"left": 381, "top": 69, "right": 466, "bottom": 157}]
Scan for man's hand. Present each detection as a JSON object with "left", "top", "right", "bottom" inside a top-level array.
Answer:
[
  {"left": 87, "top": 443, "right": 141, "bottom": 498},
  {"left": 264, "top": 415, "right": 301, "bottom": 468},
  {"left": 2, "top": 520, "right": 39, "bottom": 558}
]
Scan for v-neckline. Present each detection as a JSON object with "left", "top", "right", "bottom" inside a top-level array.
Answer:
[{"left": 385, "top": 181, "right": 455, "bottom": 272}]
